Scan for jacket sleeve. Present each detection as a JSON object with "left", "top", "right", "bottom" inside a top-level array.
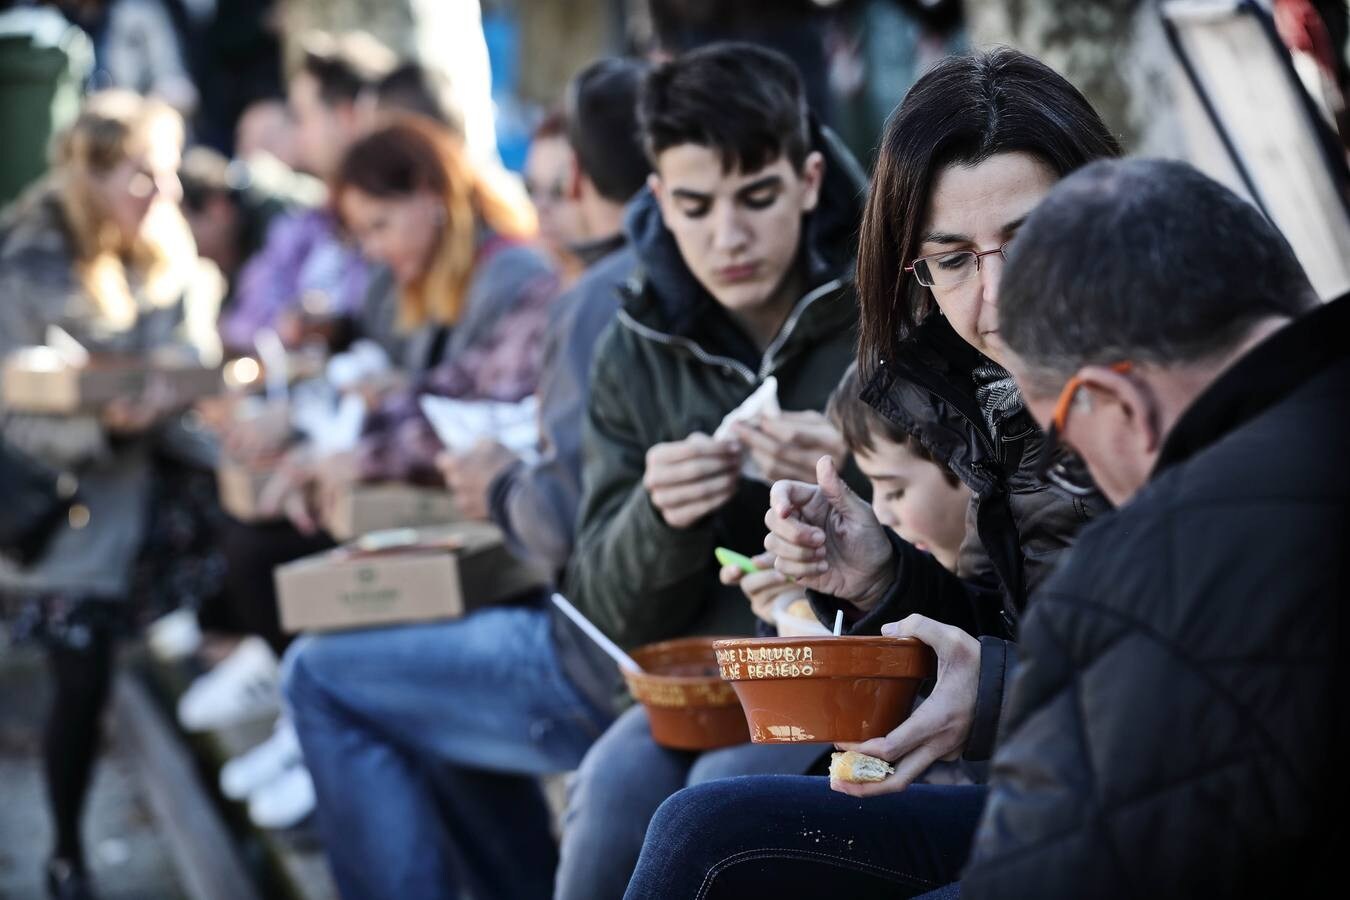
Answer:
[
  {"left": 965, "top": 636, "right": 1016, "bottom": 761},
  {"left": 487, "top": 288, "right": 615, "bottom": 574},
  {"left": 563, "top": 329, "right": 716, "bottom": 647}
]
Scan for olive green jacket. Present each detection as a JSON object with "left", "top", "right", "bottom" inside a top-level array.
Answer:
[{"left": 564, "top": 126, "right": 866, "bottom": 650}]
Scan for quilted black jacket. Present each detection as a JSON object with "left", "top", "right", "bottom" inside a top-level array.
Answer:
[{"left": 962, "top": 297, "right": 1348, "bottom": 898}]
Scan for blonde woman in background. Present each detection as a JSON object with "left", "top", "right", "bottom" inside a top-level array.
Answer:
[{"left": 0, "top": 90, "right": 216, "bottom": 900}]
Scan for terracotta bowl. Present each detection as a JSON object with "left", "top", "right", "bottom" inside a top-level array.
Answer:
[
  {"left": 623, "top": 637, "right": 751, "bottom": 751},
  {"left": 712, "top": 636, "right": 936, "bottom": 744}
]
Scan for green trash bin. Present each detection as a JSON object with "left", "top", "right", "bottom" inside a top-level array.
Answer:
[{"left": 0, "top": 6, "right": 93, "bottom": 209}]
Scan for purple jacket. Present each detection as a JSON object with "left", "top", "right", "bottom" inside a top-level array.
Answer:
[{"left": 220, "top": 209, "right": 368, "bottom": 354}]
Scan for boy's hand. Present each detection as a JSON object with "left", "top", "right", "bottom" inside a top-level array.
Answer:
[
  {"left": 436, "top": 439, "right": 520, "bottom": 521},
  {"left": 764, "top": 456, "right": 894, "bottom": 607},
  {"left": 719, "top": 551, "right": 799, "bottom": 624},
  {"left": 643, "top": 432, "right": 742, "bottom": 529},
  {"left": 733, "top": 410, "right": 847, "bottom": 484}
]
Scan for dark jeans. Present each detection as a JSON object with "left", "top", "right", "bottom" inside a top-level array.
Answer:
[
  {"left": 624, "top": 776, "right": 987, "bottom": 899},
  {"left": 202, "top": 519, "right": 333, "bottom": 654},
  {"left": 555, "top": 706, "right": 831, "bottom": 900}
]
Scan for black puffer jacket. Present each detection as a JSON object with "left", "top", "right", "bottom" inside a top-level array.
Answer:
[
  {"left": 963, "top": 298, "right": 1348, "bottom": 899},
  {"left": 814, "top": 313, "right": 1105, "bottom": 758}
]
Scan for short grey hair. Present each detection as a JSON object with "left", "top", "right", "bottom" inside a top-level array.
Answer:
[{"left": 999, "top": 159, "right": 1317, "bottom": 395}]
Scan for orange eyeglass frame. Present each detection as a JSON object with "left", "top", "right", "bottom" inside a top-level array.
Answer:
[{"left": 1038, "top": 361, "right": 1134, "bottom": 483}]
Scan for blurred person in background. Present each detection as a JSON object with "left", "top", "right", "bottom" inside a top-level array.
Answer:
[
  {"left": 523, "top": 110, "right": 588, "bottom": 283},
  {"left": 0, "top": 90, "right": 212, "bottom": 900},
  {"left": 271, "top": 114, "right": 557, "bottom": 524},
  {"left": 362, "top": 60, "right": 464, "bottom": 135},
  {"left": 178, "top": 145, "right": 311, "bottom": 315},
  {"left": 217, "top": 29, "right": 392, "bottom": 356},
  {"left": 278, "top": 59, "right": 651, "bottom": 900},
  {"left": 101, "top": 0, "right": 198, "bottom": 114},
  {"left": 234, "top": 97, "right": 302, "bottom": 171},
  {"left": 197, "top": 114, "right": 555, "bottom": 834},
  {"left": 277, "top": 0, "right": 499, "bottom": 167}
]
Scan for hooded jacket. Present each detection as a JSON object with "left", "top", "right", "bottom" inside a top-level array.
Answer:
[
  {"left": 563, "top": 125, "right": 866, "bottom": 653},
  {"left": 962, "top": 297, "right": 1347, "bottom": 898}
]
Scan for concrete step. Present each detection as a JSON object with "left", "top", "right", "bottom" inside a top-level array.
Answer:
[{"left": 115, "top": 649, "right": 337, "bottom": 900}]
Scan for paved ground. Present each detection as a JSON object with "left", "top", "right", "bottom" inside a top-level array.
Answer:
[{"left": 0, "top": 639, "right": 186, "bottom": 899}]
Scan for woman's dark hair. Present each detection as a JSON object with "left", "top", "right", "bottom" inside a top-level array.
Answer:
[
  {"left": 855, "top": 47, "right": 1122, "bottom": 379},
  {"left": 638, "top": 42, "right": 810, "bottom": 174}
]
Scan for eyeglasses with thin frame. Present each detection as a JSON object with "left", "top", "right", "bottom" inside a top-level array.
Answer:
[
  {"left": 905, "top": 241, "right": 1013, "bottom": 289},
  {"left": 1036, "top": 361, "right": 1134, "bottom": 486}
]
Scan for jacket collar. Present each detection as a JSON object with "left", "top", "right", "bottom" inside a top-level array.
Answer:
[{"left": 1153, "top": 295, "right": 1350, "bottom": 476}]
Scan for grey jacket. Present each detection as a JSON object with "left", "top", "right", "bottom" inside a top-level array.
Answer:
[
  {"left": 0, "top": 186, "right": 212, "bottom": 599},
  {"left": 486, "top": 242, "right": 634, "bottom": 575}
]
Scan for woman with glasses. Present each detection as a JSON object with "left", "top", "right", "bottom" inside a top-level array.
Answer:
[
  {"left": 0, "top": 90, "right": 211, "bottom": 899},
  {"left": 623, "top": 48, "right": 1121, "bottom": 899}
]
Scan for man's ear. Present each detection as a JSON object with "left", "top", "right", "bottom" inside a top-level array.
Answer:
[
  {"left": 799, "top": 150, "right": 825, "bottom": 214},
  {"left": 1078, "top": 365, "right": 1162, "bottom": 455},
  {"left": 647, "top": 172, "right": 670, "bottom": 226}
]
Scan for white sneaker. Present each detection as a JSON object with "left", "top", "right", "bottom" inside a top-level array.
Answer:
[
  {"left": 176, "top": 637, "right": 281, "bottom": 732},
  {"left": 146, "top": 609, "right": 203, "bottom": 661},
  {"left": 247, "top": 762, "right": 315, "bottom": 829},
  {"left": 220, "top": 719, "right": 303, "bottom": 801}
]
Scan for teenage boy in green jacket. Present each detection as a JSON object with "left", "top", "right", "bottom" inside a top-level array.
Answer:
[{"left": 557, "top": 42, "right": 867, "bottom": 899}]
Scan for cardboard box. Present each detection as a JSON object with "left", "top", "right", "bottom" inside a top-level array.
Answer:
[
  {"left": 2, "top": 348, "right": 222, "bottom": 414},
  {"left": 274, "top": 522, "right": 550, "bottom": 632},
  {"left": 216, "top": 459, "right": 277, "bottom": 523},
  {"left": 325, "top": 482, "right": 460, "bottom": 541}
]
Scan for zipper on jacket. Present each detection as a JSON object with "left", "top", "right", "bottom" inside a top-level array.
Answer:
[
  {"left": 616, "top": 309, "right": 758, "bottom": 385},
  {"left": 758, "top": 276, "right": 844, "bottom": 381},
  {"left": 617, "top": 275, "right": 845, "bottom": 388}
]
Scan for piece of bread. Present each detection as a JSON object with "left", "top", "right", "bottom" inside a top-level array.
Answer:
[{"left": 829, "top": 751, "right": 895, "bottom": 784}]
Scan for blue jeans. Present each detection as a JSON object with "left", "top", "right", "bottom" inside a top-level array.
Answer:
[
  {"left": 282, "top": 605, "right": 612, "bottom": 900},
  {"left": 554, "top": 705, "right": 831, "bottom": 900},
  {"left": 624, "top": 776, "right": 986, "bottom": 899}
]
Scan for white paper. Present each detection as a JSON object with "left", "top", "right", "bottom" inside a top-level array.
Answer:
[
  {"left": 253, "top": 328, "right": 289, "bottom": 403},
  {"left": 293, "top": 389, "right": 366, "bottom": 455},
  {"left": 45, "top": 325, "right": 90, "bottom": 366},
  {"left": 419, "top": 394, "right": 540, "bottom": 464},
  {"left": 714, "top": 376, "right": 780, "bottom": 483},
  {"left": 325, "top": 339, "right": 391, "bottom": 390}
]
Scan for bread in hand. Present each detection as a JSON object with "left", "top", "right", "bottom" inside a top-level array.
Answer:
[{"left": 829, "top": 751, "right": 895, "bottom": 784}]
